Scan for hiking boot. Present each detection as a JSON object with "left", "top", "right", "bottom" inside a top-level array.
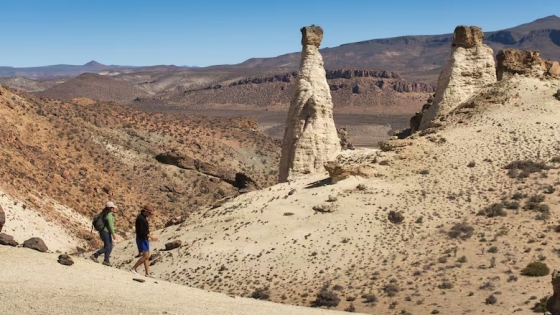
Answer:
[
  {"left": 102, "top": 261, "right": 112, "bottom": 266},
  {"left": 89, "top": 254, "right": 98, "bottom": 263}
]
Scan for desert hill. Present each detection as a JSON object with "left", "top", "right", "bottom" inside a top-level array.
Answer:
[
  {"left": 110, "top": 74, "right": 560, "bottom": 314},
  {"left": 35, "top": 72, "right": 152, "bottom": 104},
  {"left": 0, "top": 86, "right": 280, "bottom": 251}
]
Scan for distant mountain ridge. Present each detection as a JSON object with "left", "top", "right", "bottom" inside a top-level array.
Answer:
[
  {"left": 1, "top": 16, "right": 559, "bottom": 83},
  {"left": 238, "top": 15, "right": 560, "bottom": 82}
]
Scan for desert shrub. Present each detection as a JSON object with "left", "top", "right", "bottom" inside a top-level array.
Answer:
[
  {"left": 311, "top": 283, "right": 340, "bottom": 308},
  {"left": 512, "top": 192, "right": 526, "bottom": 200},
  {"left": 448, "top": 222, "right": 474, "bottom": 240},
  {"left": 544, "top": 185, "right": 555, "bottom": 194},
  {"left": 485, "top": 294, "right": 497, "bottom": 305},
  {"left": 384, "top": 284, "right": 400, "bottom": 297},
  {"left": 251, "top": 287, "right": 270, "bottom": 300},
  {"left": 437, "top": 256, "right": 448, "bottom": 263},
  {"left": 551, "top": 156, "right": 560, "bottom": 163},
  {"left": 503, "top": 201, "right": 519, "bottom": 210},
  {"left": 528, "top": 194, "right": 546, "bottom": 203},
  {"left": 521, "top": 262, "right": 550, "bottom": 277},
  {"left": 531, "top": 296, "right": 549, "bottom": 313},
  {"left": 505, "top": 160, "right": 549, "bottom": 178},
  {"left": 477, "top": 203, "right": 506, "bottom": 218},
  {"left": 438, "top": 281, "right": 454, "bottom": 289},
  {"left": 344, "top": 303, "right": 356, "bottom": 312},
  {"left": 362, "top": 293, "right": 377, "bottom": 303},
  {"left": 388, "top": 211, "right": 404, "bottom": 224},
  {"left": 457, "top": 256, "right": 467, "bottom": 263},
  {"left": 332, "top": 284, "right": 344, "bottom": 291},
  {"left": 419, "top": 169, "right": 430, "bottom": 175},
  {"left": 488, "top": 246, "right": 498, "bottom": 253}
]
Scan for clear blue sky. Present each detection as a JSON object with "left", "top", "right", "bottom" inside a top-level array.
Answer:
[{"left": 1, "top": 0, "right": 559, "bottom": 67}]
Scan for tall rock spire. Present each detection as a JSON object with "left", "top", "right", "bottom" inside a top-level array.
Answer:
[
  {"left": 419, "top": 26, "right": 497, "bottom": 130},
  {"left": 278, "top": 26, "right": 341, "bottom": 183}
]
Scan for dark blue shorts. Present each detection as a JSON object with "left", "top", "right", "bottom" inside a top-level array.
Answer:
[{"left": 136, "top": 237, "right": 150, "bottom": 253}]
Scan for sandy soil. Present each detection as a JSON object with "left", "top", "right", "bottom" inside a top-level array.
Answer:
[
  {"left": 0, "top": 246, "right": 360, "bottom": 315},
  {"left": 0, "top": 187, "right": 85, "bottom": 252}
]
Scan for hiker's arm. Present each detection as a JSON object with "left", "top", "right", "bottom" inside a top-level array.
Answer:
[{"left": 107, "top": 214, "right": 116, "bottom": 235}]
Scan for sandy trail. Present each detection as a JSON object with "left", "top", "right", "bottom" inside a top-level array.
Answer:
[{"left": 0, "top": 246, "right": 362, "bottom": 315}]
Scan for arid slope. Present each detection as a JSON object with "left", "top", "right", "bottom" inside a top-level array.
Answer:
[
  {"left": 111, "top": 75, "right": 560, "bottom": 314},
  {"left": 0, "top": 86, "right": 280, "bottom": 251}
]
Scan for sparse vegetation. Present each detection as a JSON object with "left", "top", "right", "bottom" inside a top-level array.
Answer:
[
  {"left": 521, "top": 262, "right": 550, "bottom": 277},
  {"left": 448, "top": 222, "right": 474, "bottom": 240}
]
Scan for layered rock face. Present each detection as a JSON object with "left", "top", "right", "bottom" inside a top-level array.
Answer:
[
  {"left": 419, "top": 26, "right": 496, "bottom": 130},
  {"left": 496, "top": 48, "right": 560, "bottom": 80},
  {"left": 278, "top": 26, "right": 341, "bottom": 183}
]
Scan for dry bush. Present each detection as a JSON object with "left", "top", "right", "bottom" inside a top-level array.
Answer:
[
  {"left": 521, "top": 262, "right": 550, "bottom": 277},
  {"left": 447, "top": 222, "right": 474, "bottom": 240}
]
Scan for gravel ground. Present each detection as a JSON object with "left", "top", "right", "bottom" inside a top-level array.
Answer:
[{"left": 0, "top": 246, "right": 357, "bottom": 315}]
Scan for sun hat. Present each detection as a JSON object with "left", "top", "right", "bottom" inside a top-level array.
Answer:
[{"left": 105, "top": 201, "right": 117, "bottom": 208}]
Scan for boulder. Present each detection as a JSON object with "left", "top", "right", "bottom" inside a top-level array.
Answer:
[
  {"left": 0, "top": 233, "right": 18, "bottom": 247},
  {"left": 419, "top": 25, "right": 496, "bottom": 130},
  {"left": 57, "top": 254, "right": 74, "bottom": 266},
  {"left": 496, "top": 48, "right": 547, "bottom": 81},
  {"left": 324, "top": 161, "right": 377, "bottom": 184},
  {"left": 0, "top": 205, "right": 4, "bottom": 233},
  {"left": 23, "top": 237, "right": 48, "bottom": 252},
  {"left": 165, "top": 240, "right": 182, "bottom": 251},
  {"left": 278, "top": 25, "right": 341, "bottom": 182},
  {"left": 548, "top": 61, "right": 560, "bottom": 77}
]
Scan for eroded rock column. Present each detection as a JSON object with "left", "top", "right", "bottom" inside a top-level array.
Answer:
[
  {"left": 419, "top": 26, "right": 496, "bottom": 130},
  {"left": 278, "top": 26, "right": 341, "bottom": 183}
]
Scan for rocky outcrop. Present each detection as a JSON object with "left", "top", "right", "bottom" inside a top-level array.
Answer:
[
  {"left": 278, "top": 26, "right": 341, "bottom": 182},
  {"left": 325, "top": 70, "right": 400, "bottom": 79},
  {"left": 324, "top": 161, "right": 376, "bottom": 184},
  {"left": 410, "top": 95, "right": 434, "bottom": 133},
  {"left": 496, "top": 49, "right": 547, "bottom": 80},
  {"left": 419, "top": 26, "right": 496, "bottom": 130},
  {"left": 548, "top": 61, "right": 560, "bottom": 77},
  {"left": 0, "top": 205, "right": 5, "bottom": 233},
  {"left": 547, "top": 270, "right": 560, "bottom": 315},
  {"left": 337, "top": 128, "right": 354, "bottom": 150}
]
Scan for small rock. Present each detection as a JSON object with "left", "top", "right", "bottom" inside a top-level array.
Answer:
[
  {"left": 165, "top": 240, "right": 182, "bottom": 251},
  {"left": 0, "top": 233, "right": 18, "bottom": 247},
  {"left": 23, "top": 237, "right": 48, "bottom": 252},
  {"left": 57, "top": 254, "right": 74, "bottom": 266},
  {"left": 133, "top": 278, "right": 146, "bottom": 283}
]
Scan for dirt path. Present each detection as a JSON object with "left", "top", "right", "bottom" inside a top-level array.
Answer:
[{"left": 0, "top": 246, "right": 360, "bottom": 315}]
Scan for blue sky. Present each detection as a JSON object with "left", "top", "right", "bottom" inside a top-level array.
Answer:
[{"left": 1, "top": 0, "right": 559, "bottom": 67}]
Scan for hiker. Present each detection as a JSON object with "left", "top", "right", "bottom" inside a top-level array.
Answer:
[
  {"left": 131, "top": 205, "right": 158, "bottom": 276},
  {"left": 90, "top": 201, "right": 117, "bottom": 266}
]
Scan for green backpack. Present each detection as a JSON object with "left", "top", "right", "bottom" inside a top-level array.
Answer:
[{"left": 92, "top": 211, "right": 108, "bottom": 232}]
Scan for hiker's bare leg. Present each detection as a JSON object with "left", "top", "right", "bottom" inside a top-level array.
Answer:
[
  {"left": 132, "top": 252, "right": 147, "bottom": 271},
  {"left": 143, "top": 251, "right": 150, "bottom": 275}
]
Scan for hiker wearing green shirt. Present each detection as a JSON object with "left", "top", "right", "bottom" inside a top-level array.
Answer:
[{"left": 90, "top": 201, "right": 117, "bottom": 266}]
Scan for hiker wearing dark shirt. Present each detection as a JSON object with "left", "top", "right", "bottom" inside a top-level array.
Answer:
[
  {"left": 90, "top": 201, "right": 117, "bottom": 266},
  {"left": 131, "top": 205, "right": 158, "bottom": 276}
]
